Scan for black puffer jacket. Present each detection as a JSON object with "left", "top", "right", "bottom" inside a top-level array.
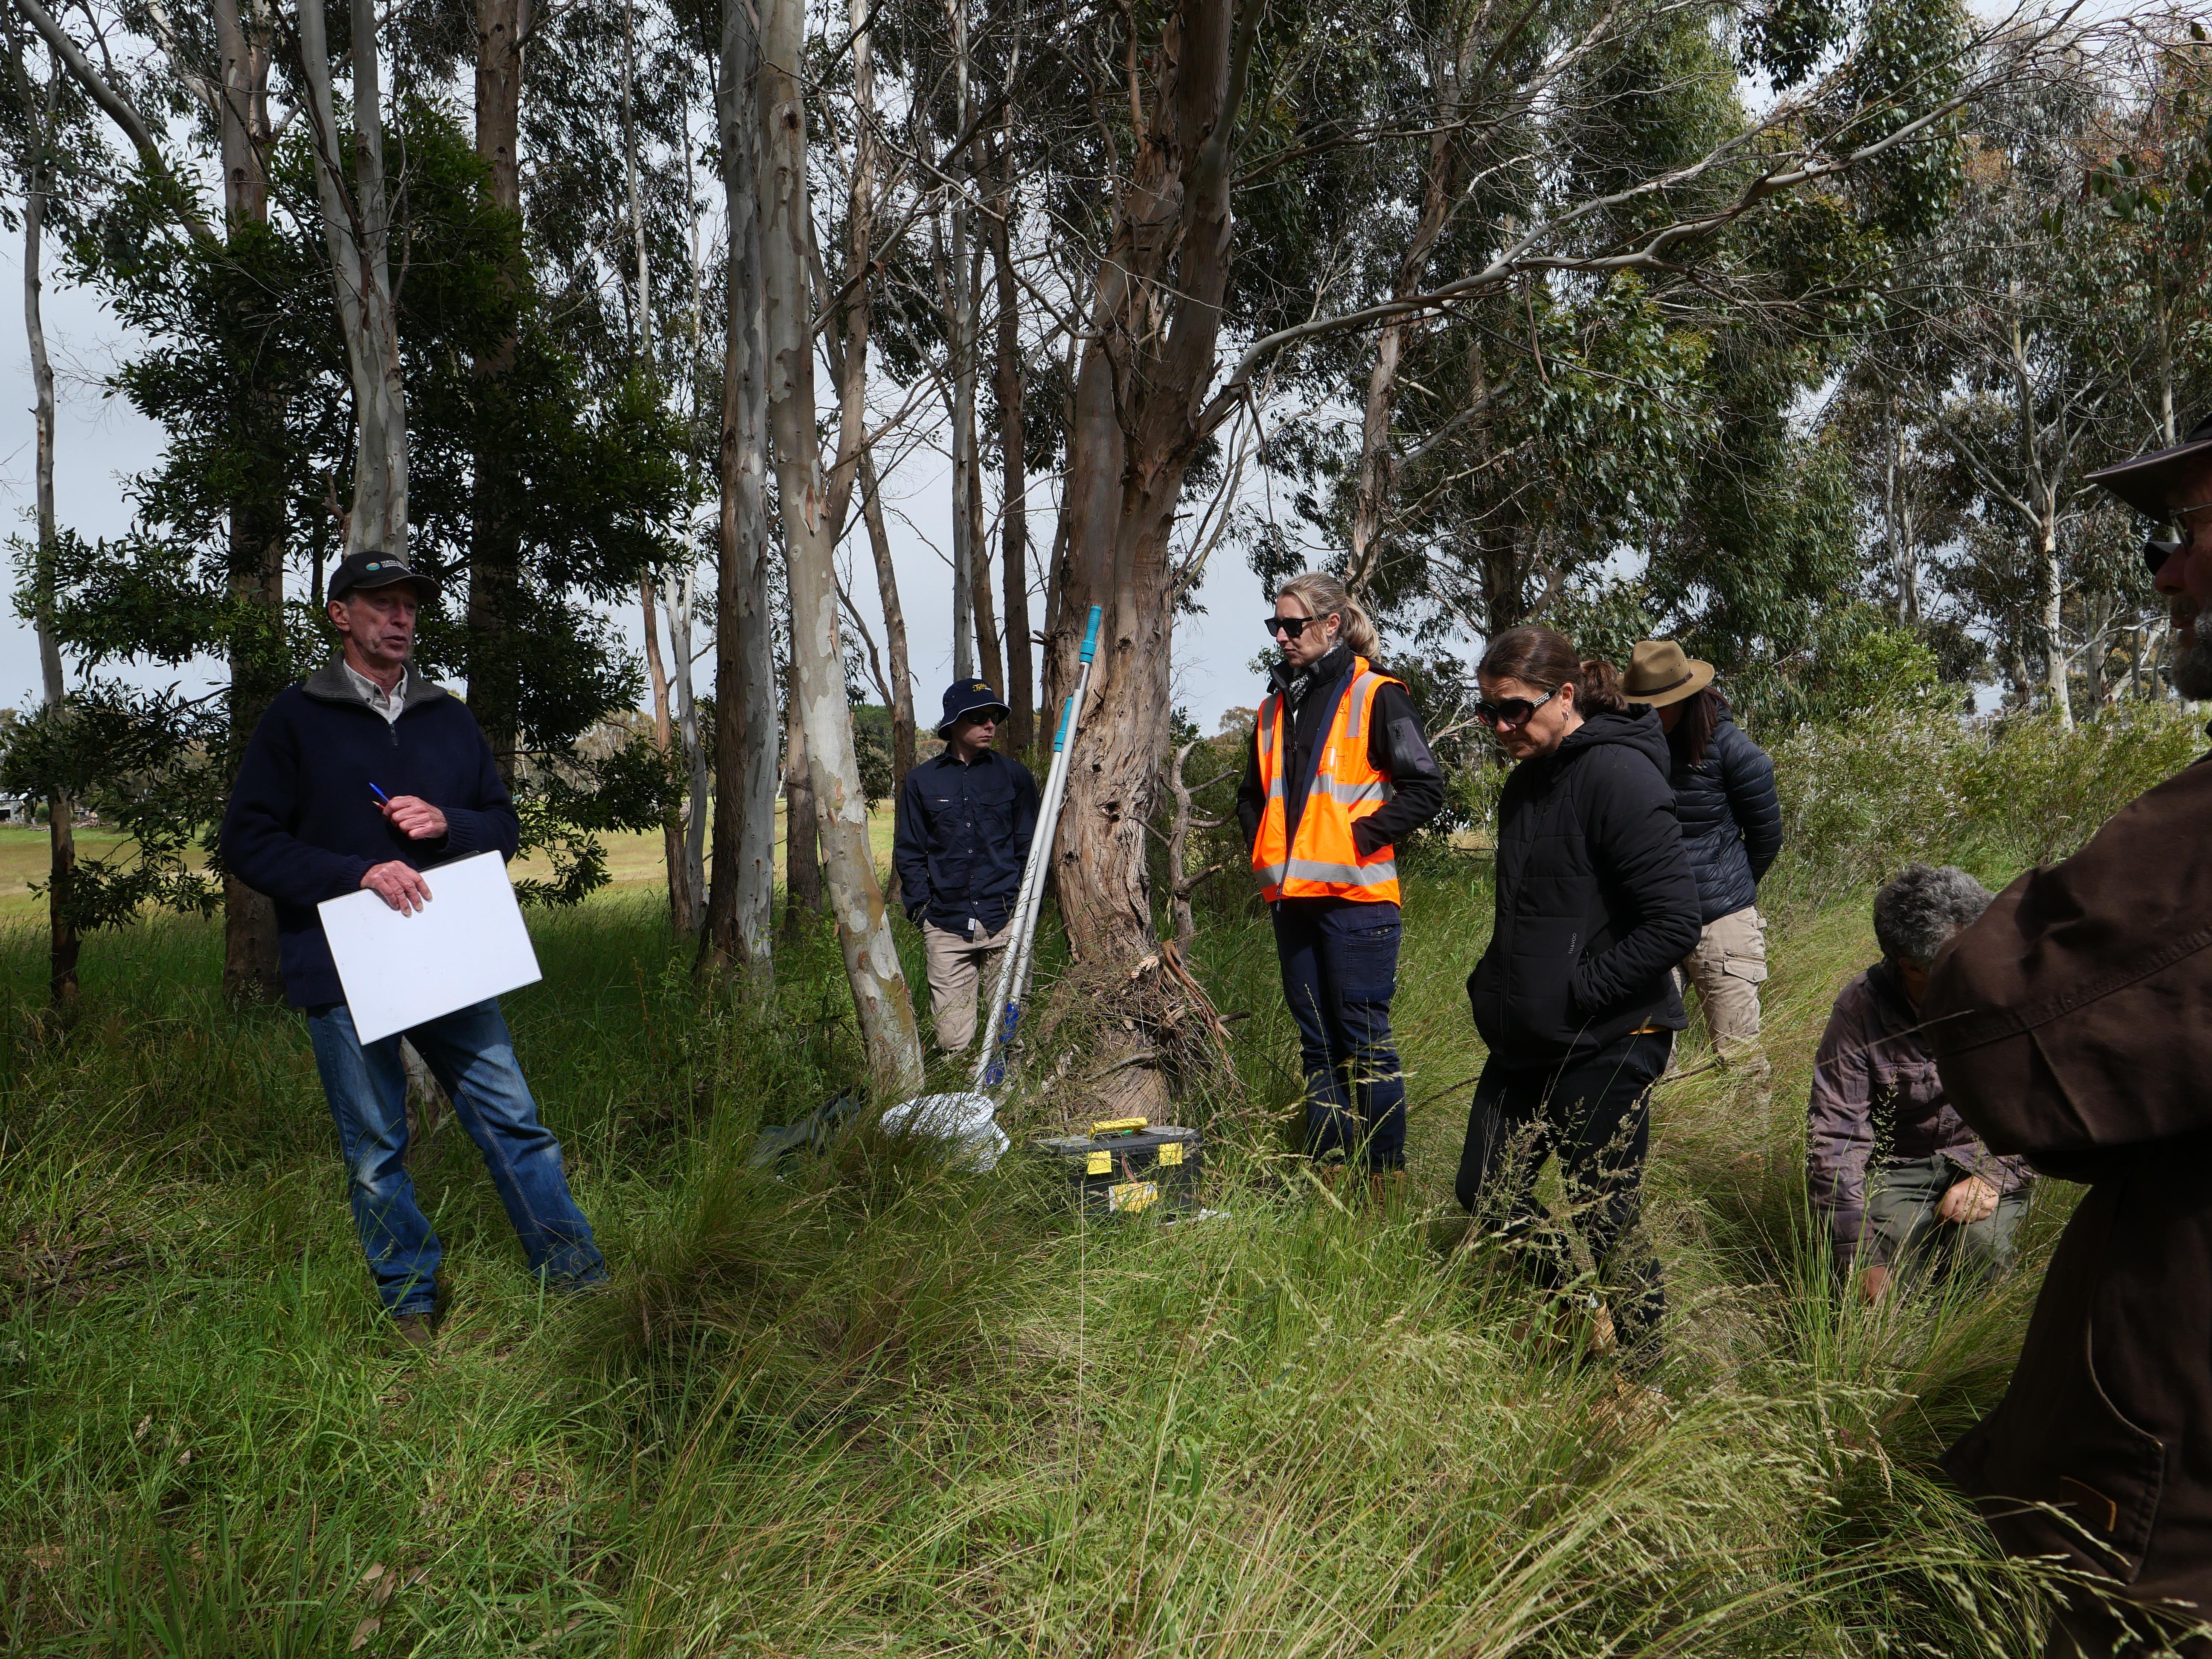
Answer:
[
  {"left": 1671, "top": 710, "right": 1782, "bottom": 924},
  {"left": 1468, "top": 710, "right": 1703, "bottom": 1067}
]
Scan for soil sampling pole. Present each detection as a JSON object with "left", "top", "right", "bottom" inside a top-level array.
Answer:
[{"left": 972, "top": 604, "right": 1102, "bottom": 1090}]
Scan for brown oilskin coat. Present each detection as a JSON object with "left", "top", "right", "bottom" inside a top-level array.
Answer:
[{"left": 1925, "top": 752, "right": 2212, "bottom": 1641}]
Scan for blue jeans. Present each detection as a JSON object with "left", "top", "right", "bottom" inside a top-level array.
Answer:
[
  {"left": 1273, "top": 897, "right": 1406, "bottom": 1169},
  {"left": 306, "top": 998, "right": 606, "bottom": 1317}
]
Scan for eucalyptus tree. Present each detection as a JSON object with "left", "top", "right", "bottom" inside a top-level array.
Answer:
[
  {"left": 2081, "top": 18, "right": 2212, "bottom": 451},
  {"left": 1030, "top": 0, "right": 2077, "bottom": 1115},
  {"left": 1901, "top": 34, "right": 2131, "bottom": 728},
  {"left": 0, "top": 13, "right": 100, "bottom": 1004},
  {"left": 701, "top": 0, "right": 778, "bottom": 980},
  {"left": 760, "top": 0, "right": 924, "bottom": 1087}
]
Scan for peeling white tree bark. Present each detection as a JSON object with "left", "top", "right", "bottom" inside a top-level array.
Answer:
[
  {"left": 296, "top": 0, "right": 407, "bottom": 557},
  {"left": 757, "top": 0, "right": 921, "bottom": 1086}
]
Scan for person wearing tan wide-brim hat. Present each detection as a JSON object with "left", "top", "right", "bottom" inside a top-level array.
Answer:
[
  {"left": 1622, "top": 640, "right": 1715, "bottom": 708},
  {"left": 1627, "top": 639, "right": 1781, "bottom": 1105}
]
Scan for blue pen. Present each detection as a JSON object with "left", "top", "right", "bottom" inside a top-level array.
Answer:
[{"left": 370, "top": 783, "right": 391, "bottom": 808}]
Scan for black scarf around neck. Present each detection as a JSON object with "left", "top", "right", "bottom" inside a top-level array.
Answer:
[{"left": 1277, "top": 640, "right": 1353, "bottom": 712}]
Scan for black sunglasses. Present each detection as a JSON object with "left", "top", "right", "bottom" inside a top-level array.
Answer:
[
  {"left": 1265, "top": 614, "right": 1316, "bottom": 638},
  {"left": 1476, "top": 687, "right": 1557, "bottom": 731},
  {"left": 2145, "top": 501, "right": 2212, "bottom": 577}
]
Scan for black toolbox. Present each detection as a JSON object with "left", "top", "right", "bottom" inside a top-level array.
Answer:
[{"left": 1030, "top": 1118, "right": 1202, "bottom": 1218}]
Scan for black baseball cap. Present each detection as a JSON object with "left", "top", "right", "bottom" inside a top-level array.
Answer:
[{"left": 328, "top": 549, "right": 439, "bottom": 604}]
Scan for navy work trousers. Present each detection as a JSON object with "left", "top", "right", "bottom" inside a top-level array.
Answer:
[{"left": 1272, "top": 896, "right": 1407, "bottom": 1170}]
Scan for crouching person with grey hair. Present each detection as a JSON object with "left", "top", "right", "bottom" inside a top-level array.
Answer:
[{"left": 1806, "top": 864, "right": 2033, "bottom": 1302}]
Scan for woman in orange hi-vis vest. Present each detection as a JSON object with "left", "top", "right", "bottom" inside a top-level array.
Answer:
[{"left": 1236, "top": 572, "right": 1446, "bottom": 1199}]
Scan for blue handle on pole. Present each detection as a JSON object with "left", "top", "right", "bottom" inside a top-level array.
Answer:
[
  {"left": 985, "top": 999, "right": 1020, "bottom": 1087},
  {"left": 1049, "top": 693, "right": 1075, "bottom": 752},
  {"left": 1079, "top": 604, "right": 1103, "bottom": 665}
]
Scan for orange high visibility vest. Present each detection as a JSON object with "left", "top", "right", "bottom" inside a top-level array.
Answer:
[{"left": 1251, "top": 656, "right": 1402, "bottom": 905}]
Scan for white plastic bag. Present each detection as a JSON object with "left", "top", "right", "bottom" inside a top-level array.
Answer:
[{"left": 879, "top": 1091, "right": 1009, "bottom": 1172}]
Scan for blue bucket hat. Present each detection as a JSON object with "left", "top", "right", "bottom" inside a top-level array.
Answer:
[{"left": 936, "top": 678, "right": 1009, "bottom": 738}]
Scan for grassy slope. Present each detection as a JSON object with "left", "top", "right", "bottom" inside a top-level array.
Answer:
[{"left": 0, "top": 839, "right": 2073, "bottom": 1657}]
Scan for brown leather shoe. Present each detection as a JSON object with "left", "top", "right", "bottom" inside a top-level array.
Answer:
[{"left": 385, "top": 1314, "right": 437, "bottom": 1353}]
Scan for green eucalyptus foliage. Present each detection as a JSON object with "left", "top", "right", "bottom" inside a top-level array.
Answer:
[{"left": 8, "top": 100, "right": 689, "bottom": 939}]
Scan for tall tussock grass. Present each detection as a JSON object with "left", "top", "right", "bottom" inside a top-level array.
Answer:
[{"left": 3, "top": 707, "right": 2186, "bottom": 1653}]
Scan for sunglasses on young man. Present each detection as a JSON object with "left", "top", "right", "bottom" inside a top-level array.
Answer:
[{"left": 1475, "top": 687, "right": 1557, "bottom": 731}]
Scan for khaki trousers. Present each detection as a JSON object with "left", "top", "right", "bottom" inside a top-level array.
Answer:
[
  {"left": 922, "top": 919, "right": 1013, "bottom": 1055},
  {"left": 1680, "top": 905, "right": 1769, "bottom": 1098}
]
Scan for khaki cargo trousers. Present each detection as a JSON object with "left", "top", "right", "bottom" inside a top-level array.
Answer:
[
  {"left": 922, "top": 919, "right": 1013, "bottom": 1055},
  {"left": 1679, "top": 904, "right": 1769, "bottom": 1101}
]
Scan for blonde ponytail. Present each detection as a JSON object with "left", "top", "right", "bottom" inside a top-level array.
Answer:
[{"left": 1275, "top": 571, "right": 1380, "bottom": 658}]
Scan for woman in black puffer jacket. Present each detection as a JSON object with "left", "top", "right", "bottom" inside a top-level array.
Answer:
[
  {"left": 1457, "top": 626, "right": 1701, "bottom": 1370},
  {"left": 1622, "top": 641, "right": 1782, "bottom": 1104}
]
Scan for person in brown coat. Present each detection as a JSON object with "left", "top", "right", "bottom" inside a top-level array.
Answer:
[{"left": 1926, "top": 418, "right": 2212, "bottom": 1657}]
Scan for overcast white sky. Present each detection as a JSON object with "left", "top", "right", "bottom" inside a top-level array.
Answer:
[{"left": 0, "top": 242, "right": 1276, "bottom": 736}]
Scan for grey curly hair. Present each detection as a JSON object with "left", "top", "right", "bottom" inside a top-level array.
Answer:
[{"left": 1873, "top": 863, "right": 1995, "bottom": 966}]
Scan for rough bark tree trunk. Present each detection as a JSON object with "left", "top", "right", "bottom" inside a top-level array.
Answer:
[
  {"left": 758, "top": 0, "right": 922, "bottom": 1089},
  {"left": 700, "top": 0, "right": 778, "bottom": 981},
  {"left": 207, "top": 0, "right": 286, "bottom": 1001},
  {"left": 664, "top": 568, "right": 710, "bottom": 923},
  {"left": 989, "top": 142, "right": 1033, "bottom": 754},
  {"left": 468, "top": 0, "right": 529, "bottom": 781},
  {"left": 298, "top": 0, "right": 407, "bottom": 558},
  {"left": 1039, "top": 0, "right": 1257, "bottom": 1118},
  {"left": 781, "top": 684, "right": 822, "bottom": 935},
  {"left": 967, "top": 450, "right": 1003, "bottom": 706},
  {"left": 641, "top": 574, "right": 699, "bottom": 930},
  {"left": 944, "top": 0, "right": 977, "bottom": 683},
  {"left": 1344, "top": 25, "right": 1475, "bottom": 594},
  {"left": 860, "top": 451, "right": 917, "bottom": 795}
]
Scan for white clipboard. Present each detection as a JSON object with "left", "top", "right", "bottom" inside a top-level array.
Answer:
[{"left": 317, "top": 850, "right": 543, "bottom": 1044}]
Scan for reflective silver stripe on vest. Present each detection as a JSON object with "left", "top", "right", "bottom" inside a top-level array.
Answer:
[
  {"left": 1257, "top": 695, "right": 1286, "bottom": 798},
  {"left": 1316, "top": 775, "right": 1394, "bottom": 805},
  {"left": 1283, "top": 857, "right": 1398, "bottom": 888},
  {"left": 1344, "top": 670, "right": 1384, "bottom": 750},
  {"left": 1254, "top": 861, "right": 1289, "bottom": 888}
]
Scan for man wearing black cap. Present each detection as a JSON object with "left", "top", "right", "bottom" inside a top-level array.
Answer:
[
  {"left": 1925, "top": 423, "right": 2212, "bottom": 1656},
  {"left": 892, "top": 679, "right": 1039, "bottom": 1054},
  {"left": 221, "top": 550, "right": 606, "bottom": 1351}
]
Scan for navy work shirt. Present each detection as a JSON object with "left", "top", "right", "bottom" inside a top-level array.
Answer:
[{"left": 892, "top": 746, "right": 1040, "bottom": 936}]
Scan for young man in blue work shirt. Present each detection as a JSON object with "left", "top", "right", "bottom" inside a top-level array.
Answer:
[
  {"left": 892, "top": 679, "right": 1040, "bottom": 1055},
  {"left": 222, "top": 550, "right": 605, "bottom": 1352}
]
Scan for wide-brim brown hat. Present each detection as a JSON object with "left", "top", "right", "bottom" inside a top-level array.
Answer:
[
  {"left": 2084, "top": 416, "right": 2212, "bottom": 516},
  {"left": 1624, "top": 639, "right": 1714, "bottom": 707}
]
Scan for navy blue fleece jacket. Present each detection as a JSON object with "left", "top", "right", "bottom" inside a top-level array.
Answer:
[{"left": 221, "top": 660, "right": 521, "bottom": 1008}]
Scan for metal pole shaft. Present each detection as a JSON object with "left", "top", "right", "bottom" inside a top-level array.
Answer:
[{"left": 973, "top": 604, "right": 1101, "bottom": 1090}]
